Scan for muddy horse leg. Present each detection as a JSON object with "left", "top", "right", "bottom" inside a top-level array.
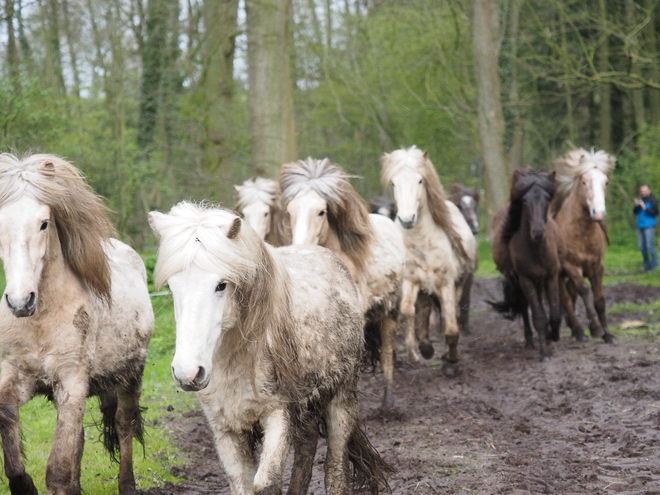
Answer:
[
  {"left": 115, "top": 383, "right": 145, "bottom": 495},
  {"left": 560, "top": 275, "right": 586, "bottom": 342},
  {"left": 211, "top": 424, "right": 256, "bottom": 494},
  {"left": 401, "top": 279, "right": 421, "bottom": 362},
  {"left": 588, "top": 265, "right": 617, "bottom": 344},
  {"left": 564, "top": 264, "right": 603, "bottom": 339},
  {"left": 415, "top": 291, "right": 434, "bottom": 360},
  {"left": 521, "top": 300, "right": 534, "bottom": 349},
  {"left": 324, "top": 394, "right": 357, "bottom": 495},
  {"left": 519, "top": 276, "right": 550, "bottom": 360},
  {"left": 46, "top": 376, "right": 88, "bottom": 495},
  {"left": 546, "top": 274, "right": 562, "bottom": 342},
  {"left": 457, "top": 273, "right": 473, "bottom": 336},
  {"left": 438, "top": 282, "right": 460, "bottom": 367},
  {"left": 0, "top": 366, "right": 37, "bottom": 495},
  {"left": 287, "top": 419, "right": 319, "bottom": 495},
  {"left": 254, "top": 409, "right": 290, "bottom": 494},
  {"left": 380, "top": 315, "right": 397, "bottom": 409}
]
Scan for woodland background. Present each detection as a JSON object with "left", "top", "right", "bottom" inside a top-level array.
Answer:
[{"left": 1, "top": 0, "right": 660, "bottom": 244}]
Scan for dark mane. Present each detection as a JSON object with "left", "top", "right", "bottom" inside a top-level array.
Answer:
[{"left": 501, "top": 169, "right": 556, "bottom": 243}]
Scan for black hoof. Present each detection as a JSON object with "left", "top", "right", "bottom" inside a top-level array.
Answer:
[
  {"left": 256, "top": 486, "right": 283, "bottom": 495},
  {"left": 9, "top": 474, "right": 38, "bottom": 495},
  {"left": 540, "top": 355, "right": 550, "bottom": 363},
  {"left": 603, "top": 334, "right": 618, "bottom": 345},
  {"left": 575, "top": 334, "right": 588, "bottom": 343},
  {"left": 442, "top": 362, "right": 457, "bottom": 378},
  {"left": 525, "top": 341, "right": 535, "bottom": 350},
  {"left": 419, "top": 340, "right": 434, "bottom": 359}
]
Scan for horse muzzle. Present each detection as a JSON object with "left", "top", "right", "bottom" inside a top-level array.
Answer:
[
  {"left": 6, "top": 292, "right": 37, "bottom": 318},
  {"left": 171, "top": 364, "right": 210, "bottom": 392},
  {"left": 397, "top": 214, "right": 417, "bottom": 230}
]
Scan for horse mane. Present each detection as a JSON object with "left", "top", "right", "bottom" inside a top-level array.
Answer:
[
  {"left": 280, "top": 158, "right": 373, "bottom": 272},
  {"left": 381, "top": 146, "right": 468, "bottom": 260},
  {"left": 501, "top": 169, "right": 556, "bottom": 243},
  {"left": 552, "top": 148, "right": 616, "bottom": 213},
  {"left": 449, "top": 183, "right": 480, "bottom": 206},
  {"left": 150, "top": 202, "right": 300, "bottom": 396},
  {"left": 0, "top": 153, "right": 114, "bottom": 301},
  {"left": 235, "top": 177, "right": 291, "bottom": 246}
]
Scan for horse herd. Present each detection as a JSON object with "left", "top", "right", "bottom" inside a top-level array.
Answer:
[{"left": 0, "top": 146, "right": 615, "bottom": 494}]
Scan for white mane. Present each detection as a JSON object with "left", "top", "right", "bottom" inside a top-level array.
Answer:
[
  {"left": 280, "top": 157, "right": 351, "bottom": 206},
  {"left": 235, "top": 177, "right": 280, "bottom": 209},
  {"left": 151, "top": 202, "right": 265, "bottom": 288},
  {"left": 381, "top": 146, "right": 426, "bottom": 182},
  {"left": 555, "top": 148, "right": 616, "bottom": 195}
]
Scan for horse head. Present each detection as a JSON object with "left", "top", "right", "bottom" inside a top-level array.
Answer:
[
  {"left": 510, "top": 169, "right": 556, "bottom": 244},
  {"left": 235, "top": 178, "right": 281, "bottom": 241},
  {"left": 450, "top": 184, "right": 480, "bottom": 234}
]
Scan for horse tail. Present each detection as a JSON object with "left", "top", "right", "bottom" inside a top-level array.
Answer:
[
  {"left": 99, "top": 390, "right": 146, "bottom": 463},
  {"left": 487, "top": 278, "right": 527, "bottom": 321},
  {"left": 347, "top": 417, "right": 394, "bottom": 494}
]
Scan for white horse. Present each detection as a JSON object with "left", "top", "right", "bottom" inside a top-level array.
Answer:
[
  {"left": 0, "top": 154, "right": 153, "bottom": 495},
  {"left": 149, "top": 202, "right": 391, "bottom": 495},
  {"left": 280, "top": 158, "right": 405, "bottom": 410},
  {"left": 382, "top": 147, "right": 478, "bottom": 369},
  {"left": 234, "top": 177, "right": 291, "bottom": 246}
]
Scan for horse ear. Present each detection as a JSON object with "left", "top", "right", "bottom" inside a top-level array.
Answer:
[
  {"left": 42, "top": 161, "right": 56, "bottom": 177},
  {"left": 225, "top": 217, "right": 242, "bottom": 239},
  {"left": 234, "top": 184, "right": 242, "bottom": 192},
  {"left": 423, "top": 150, "right": 429, "bottom": 159},
  {"left": 549, "top": 171, "right": 557, "bottom": 181},
  {"left": 148, "top": 211, "right": 166, "bottom": 238}
]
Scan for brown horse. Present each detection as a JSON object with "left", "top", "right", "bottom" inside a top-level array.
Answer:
[
  {"left": 489, "top": 169, "right": 564, "bottom": 360},
  {"left": 449, "top": 184, "right": 481, "bottom": 234},
  {"left": 369, "top": 196, "right": 397, "bottom": 221},
  {"left": 552, "top": 148, "right": 617, "bottom": 344}
]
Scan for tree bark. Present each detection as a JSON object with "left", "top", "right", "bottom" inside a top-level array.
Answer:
[
  {"left": 246, "top": 0, "right": 296, "bottom": 177},
  {"left": 507, "top": 0, "right": 523, "bottom": 175},
  {"left": 598, "top": 0, "right": 612, "bottom": 151},
  {"left": 644, "top": 0, "right": 660, "bottom": 124},
  {"left": 61, "top": 0, "right": 81, "bottom": 98},
  {"left": 473, "top": 0, "right": 509, "bottom": 230},
  {"left": 43, "top": 0, "right": 66, "bottom": 93},
  {"left": 5, "top": 0, "right": 20, "bottom": 91},
  {"left": 627, "top": 0, "right": 646, "bottom": 147},
  {"left": 201, "top": 0, "right": 238, "bottom": 171}
]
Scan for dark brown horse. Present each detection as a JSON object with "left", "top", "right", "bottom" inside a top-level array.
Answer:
[
  {"left": 449, "top": 184, "right": 481, "bottom": 234},
  {"left": 369, "top": 196, "right": 397, "bottom": 221},
  {"left": 489, "top": 170, "right": 565, "bottom": 360}
]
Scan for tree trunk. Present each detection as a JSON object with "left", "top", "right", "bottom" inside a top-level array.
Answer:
[
  {"left": 473, "top": 0, "right": 509, "bottom": 231},
  {"left": 43, "top": 0, "right": 66, "bottom": 93},
  {"left": 645, "top": 0, "right": 660, "bottom": 124},
  {"left": 5, "top": 0, "right": 20, "bottom": 91},
  {"left": 246, "top": 0, "right": 296, "bottom": 177},
  {"left": 598, "top": 0, "right": 612, "bottom": 151},
  {"left": 201, "top": 0, "right": 238, "bottom": 171},
  {"left": 561, "top": 19, "right": 576, "bottom": 143},
  {"left": 61, "top": 0, "right": 81, "bottom": 98},
  {"left": 507, "top": 0, "right": 523, "bottom": 174},
  {"left": 627, "top": 0, "right": 646, "bottom": 149}
]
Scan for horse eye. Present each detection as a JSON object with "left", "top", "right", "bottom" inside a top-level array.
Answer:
[
  {"left": 419, "top": 179, "right": 423, "bottom": 184},
  {"left": 605, "top": 181, "right": 609, "bottom": 185},
  {"left": 319, "top": 210, "right": 326, "bottom": 217},
  {"left": 264, "top": 212, "right": 269, "bottom": 218},
  {"left": 391, "top": 182, "right": 395, "bottom": 188},
  {"left": 40, "top": 220, "right": 48, "bottom": 231},
  {"left": 582, "top": 181, "right": 586, "bottom": 185},
  {"left": 216, "top": 281, "right": 227, "bottom": 293}
]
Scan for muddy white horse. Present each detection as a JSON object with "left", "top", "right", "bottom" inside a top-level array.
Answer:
[
  {"left": 149, "top": 202, "right": 391, "bottom": 495},
  {"left": 235, "top": 177, "right": 291, "bottom": 246},
  {"left": 382, "top": 147, "right": 478, "bottom": 370},
  {"left": 280, "top": 158, "right": 405, "bottom": 410},
  {"left": 552, "top": 148, "right": 617, "bottom": 344},
  {"left": 0, "top": 154, "right": 153, "bottom": 495}
]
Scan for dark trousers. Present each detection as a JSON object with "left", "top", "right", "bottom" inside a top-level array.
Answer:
[{"left": 638, "top": 226, "right": 659, "bottom": 271}]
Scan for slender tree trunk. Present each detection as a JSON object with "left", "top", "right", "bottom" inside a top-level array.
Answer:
[
  {"left": 507, "top": 0, "right": 523, "bottom": 174},
  {"left": 5, "top": 0, "right": 20, "bottom": 91},
  {"left": 246, "top": 0, "right": 296, "bottom": 177},
  {"left": 42, "top": 0, "right": 66, "bottom": 93},
  {"left": 17, "top": 0, "right": 32, "bottom": 70},
  {"left": 61, "top": 0, "right": 81, "bottom": 98},
  {"left": 645, "top": 0, "right": 660, "bottom": 124},
  {"left": 473, "top": 0, "right": 509, "bottom": 230},
  {"left": 561, "top": 19, "right": 576, "bottom": 143},
  {"left": 598, "top": 0, "right": 612, "bottom": 151},
  {"left": 627, "top": 0, "right": 646, "bottom": 149},
  {"left": 201, "top": 0, "right": 238, "bottom": 171}
]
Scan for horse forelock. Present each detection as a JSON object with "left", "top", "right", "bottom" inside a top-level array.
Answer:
[
  {"left": 554, "top": 148, "right": 615, "bottom": 197},
  {"left": 383, "top": 147, "right": 468, "bottom": 260},
  {"left": 280, "top": 157, "right": 373, "bottom": 271},
  {"left": 502, "top": 170, "right": 555, "bottom": 242},
  {"left": 0, "top": 153, "right": 114, "bottom": 301},
  {"left": 235, "top": 177, "right": 280, "bottom": 210}
]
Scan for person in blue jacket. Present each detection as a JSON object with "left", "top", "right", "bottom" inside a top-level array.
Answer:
[{"left": 634, "top": 184, "right": 659, "bottom": 271}]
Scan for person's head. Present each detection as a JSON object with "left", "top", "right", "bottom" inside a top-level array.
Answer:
[{"left": 641, "top": 184, "right": 651, "bottom": 198}]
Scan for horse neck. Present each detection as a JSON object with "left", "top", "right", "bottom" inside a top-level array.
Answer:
[
  {"left": 565, "top": 182, "right": 596, "bottom": 229},
  {"left": 415, "top": 191, "right": 437, "bottom": 232},
  {"left": 323, "top": 224, "right": 362, "bottom": 285}
]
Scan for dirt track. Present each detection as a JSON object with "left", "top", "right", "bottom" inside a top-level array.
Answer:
[{"left": 141, "top": 279, "right": 660, "bottom": 495}]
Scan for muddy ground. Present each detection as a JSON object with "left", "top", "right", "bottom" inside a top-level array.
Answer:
[{"left": 142, "top": 279, "right": 660, "bottom": 494}]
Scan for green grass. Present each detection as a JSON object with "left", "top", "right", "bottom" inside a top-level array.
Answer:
[{"left": 0, "top": 256, "right": 199, "bottom": 494}]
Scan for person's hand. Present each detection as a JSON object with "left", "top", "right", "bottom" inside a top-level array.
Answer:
[{"left": 635, "top": 198, "right": 641, "bottom": 206}]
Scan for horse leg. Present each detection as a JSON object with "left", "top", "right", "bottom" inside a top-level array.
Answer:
[
  {"left": 115, "top": 383, "right": 144, "bottom": 495},
  {"left": 519, "top": 276, "right": 549, "bottom": 361},
  {"left": 560, "top": 276, "right": 586, "bottom": 342},
  {"left": 438, "top": 282, "right": 460, "bottom": 367},
  {"left": 0, "top": 366, "right": 37, "bottom": 495},
  {"left": 546, "top": 274, "right": 562, "bottom": 342},
  {"left": 254, "top": 409, "right": 290, "bottom": 494},
  {"left": 415, "top": 291, "right": 433, "bottom": 360},
  {"left": 401, "top": 279, "right": 420, "bottom": 362},
  {"left": 324, "top": 394, "right": 356, "bottom": 495},
  {"left": 46, "top": 376, "right": 88, "bottom": 495},
  {"left": 287, "top": 419, "right": 319, "bottom": 495},
  {"left": 380, "top": 315, "right": 397, "bottom": 409},
  {"left": 588, "top": 265, "right": 617, "bottom": 345},
  {"left": 211, "top": 425, "right": 256, "bottom": 495},
  {"left": 521, "top": 300, "right": 534, "bottom": 349},
  {"left": 457, "top": 273, "right": 473, "bottom": 336},
  {"left": 564, "top": 264, "right": 603, "bottom": 339}
]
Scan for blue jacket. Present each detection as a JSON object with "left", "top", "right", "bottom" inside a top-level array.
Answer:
[{"left": 635, "top": 194, "right": 659, "bottom": 229}]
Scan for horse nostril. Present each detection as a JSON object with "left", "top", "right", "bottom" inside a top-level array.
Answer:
[
  {"left": 5, "top": 294, "right": 13, "bottom": 310},
  {"left": 195, "top": 366, "right": 207, "bottom": 385},
  {"left": 27, "top": 292, "right": 36, "bottom": 308}
]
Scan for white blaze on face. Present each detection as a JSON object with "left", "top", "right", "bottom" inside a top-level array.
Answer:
[
  {"left": 168, "top": 265, "right": 231, "bottom": 391},
  {"left": 0, "top": 196, "right": 51, "bottom": 317},
  {"left": 241, "top": 200, "right": 271, "bottom": 241},
  {"left": 391, "top": 169, "right": 424, "bottom": 229},
  {"left": 583, "top": 169, "right": 608, "bottom": 221},
  {"left": 287, "top": 188, "right": 329, "bottom": 246}
]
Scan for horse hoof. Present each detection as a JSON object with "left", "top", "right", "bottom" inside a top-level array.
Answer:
[
  {"left": 442, "top": 362, "right": 457, "bottom": 378},
  {"left": 381, "top": 396, "right": 395, "bottom": 411},
  {"left": 540, "top": 355, "right": 550, "bottom": 363},
  {"left": 8, "top": 474, "right": 38, "bottom": 495},
  {"left": 419, "top": 340, "right": 434, "bottom": 359},
  {"left": 603, "top": 334, "right": 618, "bottom": 345},
  {"left": 575, "top": 334, "right": 588, "bottom": 343},
  {"left": 589, "top": 325, "right": 604, "bottom": 339},
  {"left": 406, "top": 349, "right": 421, "bottom": 363}
]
